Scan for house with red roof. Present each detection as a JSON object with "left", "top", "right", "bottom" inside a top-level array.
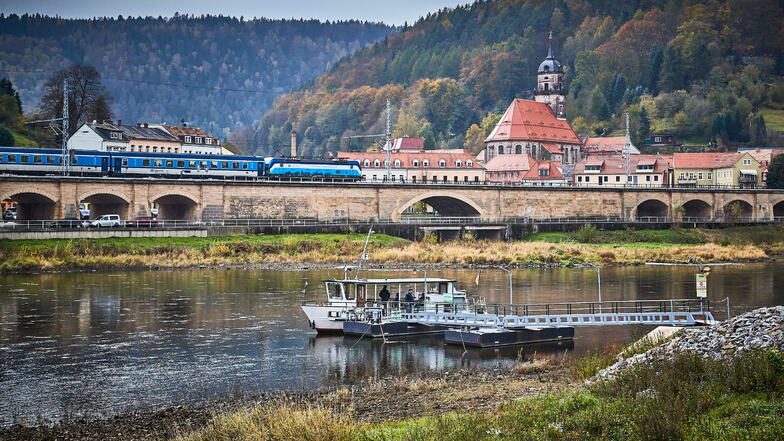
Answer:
[
  {"left": 521, "top": 161, "right": 566, "bottom": 186},
  {"left": 484, "top": 99, "right": 582, "bottom": 166},
  {"left": 574, "top": 155, "right": 671, "bottom": 187},
  {"left": 484, "top": 154, "right": 535, "bottom": 183},
  {"left": 739, "top": 148, "right": 784, "bottom": 185},
  {"left": 339, "top": 151, "right": 484, "bottom": 183},
  {"left": 671, "top": 152, "right": 761, "bottom": 188},
  {"left": 582, "top": 136, "right": 640, "bottom": 157}
]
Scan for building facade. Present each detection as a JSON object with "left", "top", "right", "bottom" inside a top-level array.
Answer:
[
  {"left": 484, "top": 154, "right": 535, "bottom": 183},
  {"left": 520, "top": 160, "right": 566, "bottom": 186},
  {"left": 67, "top": 122, "right": 129, "bottom": 152},
  {"left": 123, "top": 124, "right": 181, "bottom": 154},
  {"left": 573, "top": 155, "right": 671, "bottom": 187},
  {"left": 156, "top": 124, "right": 225, "bottom": 155},
  {"left": 672, "top": 152, "right": 761, "bottom": 188},
  {"left": 340, "top": 151, "right": 485, "bottom": 183},
  {"left": 484, "top": 99, "right": 582, "bottom": 166}
]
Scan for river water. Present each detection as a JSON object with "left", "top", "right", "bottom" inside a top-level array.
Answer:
[{"left": 1, "top": 263, "right": 782, "bottom": 425}]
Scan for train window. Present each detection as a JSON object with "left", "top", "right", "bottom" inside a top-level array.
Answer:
[
  {"left": 33, "top": 155, "right": 42, "bottom": 163},
  {"left": 221, "top": 162, "right": 228, "bottom": 168},
  {"left": 142, "top": 159, "right": 151, "bottom": 167},
  {"left": 232, "top": 162, "right": 239, "bottom": 169},
  {"left": 177, "top": 160, "right": 185, "bottom": 168},
  {"left": 46, "top": 156, "right": 56, "bottom": 164},
  {"left": 166, "top": 160, "right": 173, "bottom": 167},
  {"left": 55, "top": 156, "right": 62, "bottom": 164},
  {"left": 21, "top": 155, "right": 29, "bottom": 163},
  {"left": 7, "top": 155, "right": 15, "bottom": 163},
  {"left": 188, "top": 161, "right": 196, "bottom": 168},
  {"left": 200, "top": 161, "right": 207, "bottom": 169},
  {"left": 154, "top": 159, "right": 162, "bottom": 167},
  {"left": 72, "top": 156, "right": 78, "bottom": 164},
  {"left": 211, "top": 161, "right": 218, "bottom": 168},
  {"left": 122, "top": 158, "right": 128, "bottom": 166},
  {"left": 242, "top": 162, "right": 248, "bottom": 169}
]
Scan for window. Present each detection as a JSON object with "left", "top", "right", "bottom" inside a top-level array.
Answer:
[
  {"left": 165, "top": 160, "right": 173, "bottom": 167},
  {"left": 174, "top": 160, "right": 183, "bottom": 168},
  {"left": 372, "top": 175, "right": 377, "bottom": 181},
  {"left": 578, "top": 176, "right": 583, "bottom": 182},
  {"left": 412, "top": 176, "right": 417, "bottom": 183},
  {"left": 110, "top": 131, "right": 121, "bottom": 139},
  {"left": 474, "top": 176, "right": 479, "bottom": 182},
  {"left": 391, "top": 175, "right": 395, "bottom": 182},
  {"left": 146, "top": 146, "right": 150, "bottom": 152},
  {"left": 184, "top": 136, "right": 192, "bottom": 143},
  {"left": 743, "top": 159, "right": 751, "bottom": 165},
  {"left": 466, "top": 160, "right": 472, "bottom": 167},
  {"left": 432, "top": 176, "right": 437, "bottom": 182},
  {"left": 46, "top": 156, "right": 56, "bottom": 164},
  {"left": 707, "top": 172, "right": 712, "bottom": 180},
  {"left": 443, "top": 176, "right": 448, "bottom": 182},
  {"left": 363, "top": 160, "right": 370, "bottom": 167},
  {"left": 206, "top": 138, "right": 212, "bottom": 145},
  {"left": 200, "top": 161, "right": 207, "bottom": 169},
  {"left": 654, "top": 176, "right": 659, "bottom": 181},
  {"left": 20, "top": 155, "right": 29, "bottom": 163},
  {"left": 464, "top": 176, "right": 468, "bottom": 182},
  {"left": 698, "top": 172, "right": 703, "bottom": 180},
  {"left": 646, "top": 175, "right": 651, "bottom": 182},
  {"left": 515, "top": 145, "right": 522, "bottom": 154},
  {"left": 423, "top": 159, "right": 430, "bottom": 167},
  {"left": 242, "top": 162, "right": 249, "bottom": 170},
  {"left": 680, "top": 173, "right": 685, "bottom": 179},
  {"left": 585, "top": 176, "right": 590, "bottom": 182},
  {"left": 412, "top": 159, "right": 419, "bottom": 167},
  {"left": 373, "top": 160, "right": 380, "bottom": 168},
  {"left": 142, "top": 159, "right": 151, "bottom": 167},
  {"left": 394, "top": 159, "right": 401, "bottom": 168},
  {"left": 195, "top": 137, "right": 203, "bottom": 144},
  {"left": 7, "top": 155, "right": 15, "bottom": 163},
  {"left": 455, "top": 160, "right": 462, "bottom": 168},
  {"left": 232, "top": 162, "right": 240, "bottom": 169},
  {"left": 221, "top": 162, "right": 228, "bottom": 169},
  {"left": 615, "top": 176, "right": 620, "bottom": 182},
  {"left": 438, "top": 159, "right": 446, "bottom": 168},
  {"left": 189, "top": 161, "right": 197, "bottom": 168},
  {"left": 153, "top": 146, "right": 158, "bottom": 153},
  {"left": 154, "top": 159, "right": 162, "bottom": 167}
]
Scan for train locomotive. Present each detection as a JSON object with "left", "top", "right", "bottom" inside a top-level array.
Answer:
[{"left": 0, "top": 147, "right": 363, "bottom": 180}]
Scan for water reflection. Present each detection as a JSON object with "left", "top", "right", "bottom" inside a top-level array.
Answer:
[{"left": 0, "top": 263, "right": 782, "bottom": 425}]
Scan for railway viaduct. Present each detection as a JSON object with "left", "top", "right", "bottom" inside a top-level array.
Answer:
[{"left": 2, "top": 176, "right": 784, "bottom": 222}]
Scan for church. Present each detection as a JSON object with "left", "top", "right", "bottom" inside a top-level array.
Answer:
[{"left": 483, "top": 38, "right": 582, "bottom": 165}]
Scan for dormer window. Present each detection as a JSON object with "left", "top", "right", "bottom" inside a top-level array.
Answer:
[
  {"left": 206, "top": 138, "right": 212, "bottom": 145},
  {"left": 412, "top": 159, "right": 419, "bottom": 167},
  {"left": 363, "top": 159, "right": 370, "bottom": 167},
  {"left": 466, "top": 160, "right": 473, "bottom": 167},
  {"left": 184, "top": 136, "right": 192, "bottom": 143},
  {"left": 393, "top": 159, "right": 401, "bottom": 168},
  {"left": 195, "top": 136, "right": 203, "bottom": 144},
  {"left": 455, "top": 160, "right": 462, "bottom": 168},
  {"left": 423, "top": 159, "right": 429, "bottom": 167},
  {"left": 110, "top": 131, "right": 121, "bottom": 139},
  {"left": 438, "top": 159, "right": 446, "bottom": 168},
  {"left": 373, "top": 160, "right": 380, "bottom": 168},
  {"left": 539, "top": 168, "right": 550, "bottom": 176}
]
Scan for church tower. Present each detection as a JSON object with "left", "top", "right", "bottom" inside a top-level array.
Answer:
[{"left": 534, "top": 32, "right": 566, "bottom": 119}]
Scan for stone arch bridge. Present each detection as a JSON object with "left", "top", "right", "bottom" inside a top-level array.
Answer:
[{"left": 2, "top": 176, "right": 784, "bottom": 222}]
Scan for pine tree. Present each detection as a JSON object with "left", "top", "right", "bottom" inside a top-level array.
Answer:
[
  {"left": 0, "top": 78, "right": 22, "bottom": 113},
  {"left": 658, "top": 44, "right": 684, "bottom": 92},
  {"left": 638, "top": 107, "right": 651, "bottom": 143},
  {"left": 587, "top": 85, "right": 610, "bottom": 122},
  {"left": 767, "top": 154, "right": 784, "bottom": 189}
]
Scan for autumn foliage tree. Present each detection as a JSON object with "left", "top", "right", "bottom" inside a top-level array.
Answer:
[{"left": 39, "top": 65, "right": 114, "bottom": 137}]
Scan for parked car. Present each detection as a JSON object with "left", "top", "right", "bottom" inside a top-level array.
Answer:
[
  {"left": 126, "top": 216, "right": 159, "bottom": 228},
  {"left": 90, "top": 214, "right": 122, "bottom": 228},
  {"left": 2, "top": 210, "right": 17, "bottom": 220},
  {"left": 48, "top": 217, "right": 88, "bottom": 229}
]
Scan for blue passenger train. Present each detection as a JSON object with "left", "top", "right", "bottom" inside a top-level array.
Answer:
[{"left": 0, "top": 147, "right": 362, "bottom": 180}]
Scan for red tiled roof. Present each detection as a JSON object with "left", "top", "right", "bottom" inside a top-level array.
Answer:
[
  {"left": 391, "top": 137, "right": 425, "bottom": 151},
  {"left": 541, "top": 142, "right": 561, "bottom": 154},
  {"left": 483, "top": 154, "right": 535, "bottom": 172},
  {"left": 339, "top": 151, "right": 482, "bottom": 169},
  {"left": 522, "top": 161, "right": 564, "bottom": 180},
  {"left": 671, "top": 153, "right": 745, "bottom": 169},
  {"left": 583, "top": 136, "right": 626, "bottom": 148},
  {"left": 575, "top": 155, "right": 669, "bottom": 174},
  {"left": 485, "top": 99, "right": 581, "bottom": 145},
  {"left": 162, "top": 125, "right": 218, "bottom": 142}
]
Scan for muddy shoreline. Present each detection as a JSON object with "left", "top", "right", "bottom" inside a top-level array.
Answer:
[{"left": 0, "top": 362, "right": 572, "bottom": 441}]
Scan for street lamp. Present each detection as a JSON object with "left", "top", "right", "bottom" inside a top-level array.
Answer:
[
  {"left": 586, "top": 263, "right": 603, "bottom": 311},
  {"left": 493, "top": 265, "right": 513, "bottom": 305}
]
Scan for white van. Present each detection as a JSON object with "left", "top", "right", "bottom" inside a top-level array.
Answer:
[{"left": 90, "top": 214, "right": 122, "bottom": 228}]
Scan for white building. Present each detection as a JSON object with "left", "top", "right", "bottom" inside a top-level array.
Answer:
[{"left": 67, "top": 121, "right": 129, "bottom": 151}]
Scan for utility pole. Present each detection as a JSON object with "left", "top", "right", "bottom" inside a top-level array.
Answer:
[
  {"left": 623, "top": 112, "right": 630, "bottom": 185},
  {"left": 385, "top": 97, "right": 392, "bottom": 182},
  {"left": 62, "top": 78, "right": 69, "bottom": 175}
]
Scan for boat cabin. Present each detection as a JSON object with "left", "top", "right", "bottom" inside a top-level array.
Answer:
[{"left": 322, "top": 277, "right": 467, "bottom": 308}]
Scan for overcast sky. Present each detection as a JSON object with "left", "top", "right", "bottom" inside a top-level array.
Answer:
[{"left": 1, "top": 0, "right": 465, "bottom": 25}]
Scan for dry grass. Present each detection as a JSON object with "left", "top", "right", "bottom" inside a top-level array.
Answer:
[{"left": 177, "top": 406, "right": 354, "bottom": 441}]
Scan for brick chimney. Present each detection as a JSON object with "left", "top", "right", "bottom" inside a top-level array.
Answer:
[
  {"left": 291, "top": 131, "right": 297, "bottom": 157},
  {"left": 117, "top": 120, "right": 122, "bottom": 126},
  {"left": 143, "top": 123, "right": 149, "bottom": 128}
]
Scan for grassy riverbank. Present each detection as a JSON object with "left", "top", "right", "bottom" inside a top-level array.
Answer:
[
  {"left": 1, "top": 225, "right": 782, "bottom": 273},
  {"left": 178, "top": 350, "right": 784, "bottom": 441}
]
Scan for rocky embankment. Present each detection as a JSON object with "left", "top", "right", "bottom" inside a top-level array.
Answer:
[{"left": 596, "top": 306, "right": 784, "bottom": 380}]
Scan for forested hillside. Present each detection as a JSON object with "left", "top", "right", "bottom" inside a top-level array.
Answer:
[
  {"left": 249, "top": 0, "right": 784, "bottom": 157},
  {"left": 0, "top": 14, "right": 393, "bottom": 143}
]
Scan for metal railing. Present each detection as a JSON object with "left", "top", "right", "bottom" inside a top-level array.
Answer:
[{"left": 2, "top": 215, "right": 782, "bottom": 232}]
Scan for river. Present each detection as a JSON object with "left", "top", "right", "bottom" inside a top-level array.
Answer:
[{"left": 1, "top": 262, "right": 782, "bottom": 425}]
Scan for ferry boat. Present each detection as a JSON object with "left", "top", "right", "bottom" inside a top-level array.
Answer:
[{"left": 300, "top": 276, "right": 469, "bottom": 333}]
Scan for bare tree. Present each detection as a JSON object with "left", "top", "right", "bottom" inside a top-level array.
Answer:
[{"left": 38, "top": 64, "right": 114, "bottom": 136}]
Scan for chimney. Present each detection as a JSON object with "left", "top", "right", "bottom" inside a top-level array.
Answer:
[
  {"left": 291, "top": 131, "right": 297, "bottom": 157},
  {"left": 137, "top": 123, "right": 141, "bottom": 127},
  {"left": 143, "top": 123, "right": 148, "bottom": 128},
  {"left": 117, "top": 120, "right": 122, "bottom": 126}
]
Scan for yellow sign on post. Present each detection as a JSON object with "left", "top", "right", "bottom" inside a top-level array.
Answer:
[{"left": 696, "top": 273, "right": 708, "bottom": 298}]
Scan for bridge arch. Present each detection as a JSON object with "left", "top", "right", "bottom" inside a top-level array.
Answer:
[
  {"left": 680, "top": 199, "right": 712, "bottom": 219},
  {"left": 152, "top": 194, "right": 199, "bottom": 220},
  {"left": 722, "top": 200, "right": 753, "bottom": 221},
  {"left": 79, "top": 192, "right": 131, "bottom": 220},
  {"left": 2, "top": 191, "right": 57, "bottom": 220},
  {"left": 772, "top": 200, "right": 784, "bottom": 219},
  {"left": 395, "top": 191, "right": 483, "bottom": 219},
  {"left": 635, "top": 199, "right": 669, "bottom": 219}
]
